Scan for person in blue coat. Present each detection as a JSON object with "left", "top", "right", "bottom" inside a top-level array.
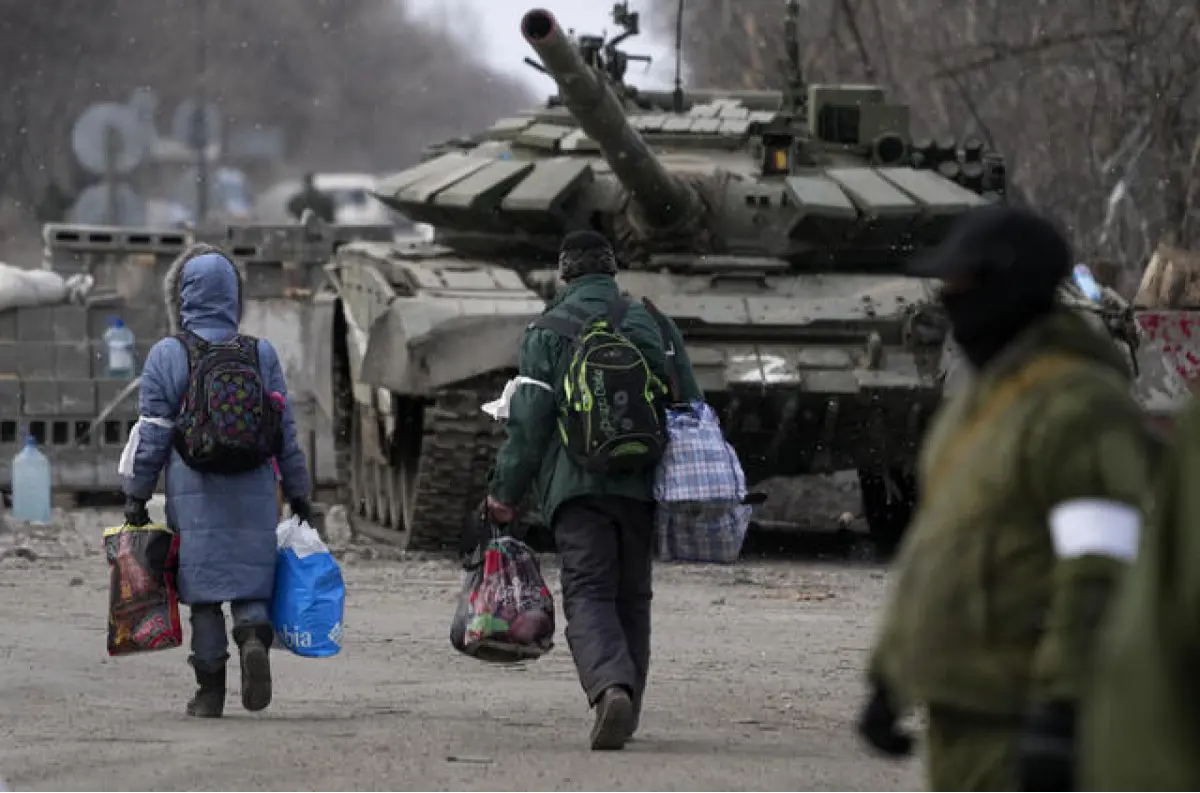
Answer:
[{"left": 122, "top": 243, "right": 312, "bottom": 718}]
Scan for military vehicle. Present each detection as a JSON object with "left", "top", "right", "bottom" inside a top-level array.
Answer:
[
  {"left": 0, "top": 217, "right": 394, "bottom": 504},
  {"left": 324, "top": 1, "right": 1011, "bottom": 552}
]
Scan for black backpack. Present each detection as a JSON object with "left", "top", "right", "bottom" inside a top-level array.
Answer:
[
  {"left": 172, "top": 331, "right": 283, "bottom": 475},
  {"left": 533, "top": 298, "right": 670, "bottom": 475}
]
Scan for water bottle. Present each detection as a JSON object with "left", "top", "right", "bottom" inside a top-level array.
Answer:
[
  {"left": 104, "top": 316, "right": 137, "bottom": 379},
  {"left": 11, "top": 435, "right": 52, "bottom": 524},
  {"left": 1072, "top": 264, "right": 1103, "bottom": 302}
]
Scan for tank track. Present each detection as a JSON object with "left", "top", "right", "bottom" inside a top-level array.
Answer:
[
  {"left": 334, "top": 367, "right": 514, "bottom": 552},
  {"left": 406, "top": 373, "right": 510, "bottom": 552}
]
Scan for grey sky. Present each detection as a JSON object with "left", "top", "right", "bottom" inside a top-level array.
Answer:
[{"left": 406, "top": 0, "right": 680, "bottom": 94}]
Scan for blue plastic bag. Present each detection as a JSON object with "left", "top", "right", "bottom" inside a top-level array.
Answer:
[{"left": 270, "top": 516, "right": 345, "bottom": 658}]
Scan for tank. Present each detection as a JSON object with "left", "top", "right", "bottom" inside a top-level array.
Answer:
[{"left": 325, "top": 2, "right": 1012, "bottom": 552}]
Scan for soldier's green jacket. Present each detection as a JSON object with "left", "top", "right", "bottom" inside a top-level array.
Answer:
[
  {"left": 489, "top": 274, "right": 702, "bottom": 524},
  {"left": 1081, "top": 402, "right": 1200, "bottom": 790},
  {"left": 870, "top": 309, "right": 1154, "bottom": 718}
]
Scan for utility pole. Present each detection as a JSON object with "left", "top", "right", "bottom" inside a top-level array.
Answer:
[{"left": 193, "top": 0, "right": 210, "bottom": 224}]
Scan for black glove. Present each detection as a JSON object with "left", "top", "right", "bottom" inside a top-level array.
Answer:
[
  {"left": 289, "top": 498, "right": 314, "bottom": 525},
  {"left": 856, "top": 681, "right": 914, "bottom": 757},
  {"left": 124, "top": 497, "right": 151, "bottom": 527},
  {"left": 1018, "top": 700, "right": 1076, "bottom": 791}
]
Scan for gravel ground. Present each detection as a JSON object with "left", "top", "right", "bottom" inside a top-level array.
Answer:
[{"left": 0, "top": 508, "right": 921, "bottom": 792}]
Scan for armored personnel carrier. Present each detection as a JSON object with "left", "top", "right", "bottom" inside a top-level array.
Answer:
[{"left": 325, "top": 2, "right": 1010, "bottom": 552}]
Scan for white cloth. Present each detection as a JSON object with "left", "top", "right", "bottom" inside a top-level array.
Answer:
[
  {"left": 481, "top": 376, "right": 554, "bottom": 421},
  {"left": 1048, "top": 498, "right": 1141, "bottom": 562},
  {"left": 117, "top": 416, "right": 174, "bottom": 477}
]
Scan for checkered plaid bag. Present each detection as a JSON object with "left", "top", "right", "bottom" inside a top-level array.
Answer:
[{"left": 654, "top": 401, "right": 751, "bottom": 564}]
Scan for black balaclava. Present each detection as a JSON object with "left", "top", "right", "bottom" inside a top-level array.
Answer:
[
  {"left": 930, "top": 206, "right": 1073, "bottom": 370},
  {"left": 559, "top": 229, "right": 618, "bottom": 282}
]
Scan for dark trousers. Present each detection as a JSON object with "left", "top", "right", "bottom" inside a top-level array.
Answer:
[
  {"left": 189, "top": 600, "right": 271, "bottom": 672},
  {"left": 553, "top": 495, "right": 655, "bottom": 710}
]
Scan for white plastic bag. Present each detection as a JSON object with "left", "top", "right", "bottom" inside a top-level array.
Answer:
[
  {"left": 275, "top": 514, "right": 329, "bottom": 557},
  {"left": 117, "top": 416, "right": 173, "bottom": 477}
]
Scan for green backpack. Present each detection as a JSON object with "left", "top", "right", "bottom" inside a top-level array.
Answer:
[{"left": 533, "top": 297, "right": 669, "bottom": 474}]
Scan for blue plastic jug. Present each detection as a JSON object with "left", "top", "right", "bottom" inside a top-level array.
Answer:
[
  {"left": 104, "top": 317, "right": 137, "bottom": 379},
  {"left": 11, "top": 435, "right": 52, "bottom": 524}
]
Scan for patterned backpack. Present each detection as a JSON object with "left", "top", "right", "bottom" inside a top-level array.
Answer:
[{"left": 172, "top": 331, "right": 283, "bottom": 475}]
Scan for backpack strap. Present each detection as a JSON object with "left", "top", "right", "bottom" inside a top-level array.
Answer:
[
  {"left": 531, "top": 299, "right": 626, "bottom": 340},
  {"left": 235, "top": 333, "right": 262, "bottom": 367},
  {"left": 531, "top": 312, "right": 585, "bottom": 339},
  {"left": 173, "top": 330, "right": 262, "bottom": 370},
  {"left": 605, "top": 297, "right": 630, "bottom": 331},
  {"left": 173, "top": 330, "right": 208, "bottom": 369},
  {"left": 641, "top": 297, "right": 682, "bottom": 402}
]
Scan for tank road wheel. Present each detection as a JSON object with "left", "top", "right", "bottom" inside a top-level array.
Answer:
[
  {"left": 857, "top": 467, "right": 917, "bottom": 559},
  {"left": 405, "top": 373, "right": 511, "bottom": 553},
  {"left": 370, "top": 460, "right": 391, "bottom": 527},
  {"left": 348, "top": 408, "right": 368, "bottom": 524},
  {"left": 330, "top": 345, "right": 509, "bottom": 550}
]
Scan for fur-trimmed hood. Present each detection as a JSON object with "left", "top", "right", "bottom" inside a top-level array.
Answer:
[{"left": 162, "top": 242, "right": 246, "bottom": 337}]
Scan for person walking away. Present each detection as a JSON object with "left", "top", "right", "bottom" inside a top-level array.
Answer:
[
  {"left": 486, "top": 230, "right": 701, "bottom": 750},
  {"left": 1080, "top": 396, "right": 1200, "bottom": 789},
  {"left": 856, "top": 206, "right": 1157, "bottom": 790},
  {"left": 122, "top": 243, "right": 313, "bottom": 718},
  {"left": 286, "top": 172, "right": 336, "bottom": 224}
]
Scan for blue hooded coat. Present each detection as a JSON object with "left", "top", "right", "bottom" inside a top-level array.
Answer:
[{"left": 122, "top": 245, "right": 310, "bottom": 604}]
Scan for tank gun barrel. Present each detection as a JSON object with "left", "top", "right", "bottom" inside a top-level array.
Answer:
[{"left": 521, "top": 8, "right": 696, "bottom": 230}]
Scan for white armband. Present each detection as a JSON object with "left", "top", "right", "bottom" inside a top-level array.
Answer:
[
  {"left": 1049, "top": 499, "right": 1140, "bottom": 562},
  {"left": 117, "top": 416, "right": 174, "bottom": 478},
  {"left": 481, "top": 376, "right": 554, "bottom": 421}
]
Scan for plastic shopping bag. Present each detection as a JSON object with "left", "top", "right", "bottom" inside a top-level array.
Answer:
[
  {"left": 270, "top": 516, "right": 345, "bottom": 658},
  {"left": 450, "top": 518, "right": 555, "bottom": 663},
  {"left": 103, "top": 522, "right": 183, "bottom": 656}
]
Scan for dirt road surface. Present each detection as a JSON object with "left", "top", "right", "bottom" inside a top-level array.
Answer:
[{"left": 0, "top": 510, "right": 921, "bottom": 792}]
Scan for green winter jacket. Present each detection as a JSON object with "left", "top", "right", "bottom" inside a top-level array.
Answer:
[
  {"left": 869, "top": 308, "right": 1156, "bottom": 716},
  {"left": 1081, "top": 401, "right": 1200, "bottom": 790},
  {"left": 489, "top": 274, "right": 702, "bottom": 524}
]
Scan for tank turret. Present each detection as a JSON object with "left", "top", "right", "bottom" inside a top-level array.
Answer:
[{"left": 520, "top": 8, "right": 700, "bottom": 233}]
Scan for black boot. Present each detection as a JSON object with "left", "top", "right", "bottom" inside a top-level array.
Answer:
[
  {"left": 186, "top": 660, "right": 226, "bottom": 718},
  {"left": 590, "top": 686, "right": 635, "bottom": 751},
  {"left": 233, "top": 623, "right": 274, "bottom": 712}
]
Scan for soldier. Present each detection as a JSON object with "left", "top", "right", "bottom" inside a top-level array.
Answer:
[
  {"left": 486, "top": 230, "right": 701, "bottom": 751},
  {"left": 286, "top": 172, "right": 336, "bottom": 224},
  {"left": 1080, "top": 401, "right": 1200, "bottom": 789},
  {"left": 855, "top": 205, "right": 1156, "bottom": 790}
]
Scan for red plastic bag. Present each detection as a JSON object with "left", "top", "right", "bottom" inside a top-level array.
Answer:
[
  {"left": 103, "top": 522, "right": 183, "bottom": 656},
  {"left": 450, "top": 532, "right": 555, "bottom": 663}
]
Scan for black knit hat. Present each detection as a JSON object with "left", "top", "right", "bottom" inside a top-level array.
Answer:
[
  {"left": 907, "top": 205, "right": 1072, "bottom": 293},
  {"left": 559, "top": 230, "right": 618, "bottom": 281}
]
